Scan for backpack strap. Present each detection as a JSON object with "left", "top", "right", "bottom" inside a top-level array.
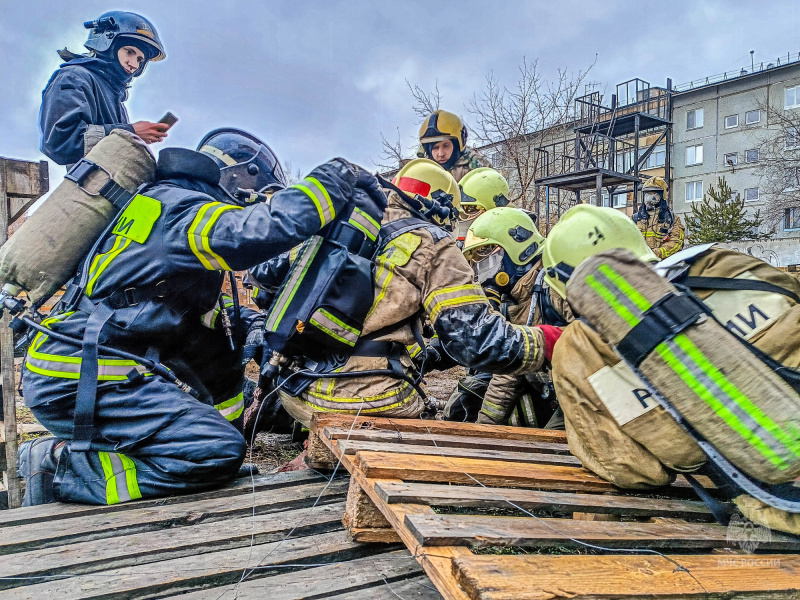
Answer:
[{"left": 682, "top": 276, "right": 800, "bottom": 304}]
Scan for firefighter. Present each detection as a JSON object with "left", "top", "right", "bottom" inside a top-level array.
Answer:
[
  {"left": 454, "top": 167, "right": 512, "bottom": 245},
  {"left": 17, "top": 128, "right": 385, "bottom": 506},
  {"left": 39, "top": 11, "right": 169, "bottom": 167},
  {"left": 272, "top": 159, "right": 561, "bottom": 426},
  {"left": 417, "top": 110, "right": 490, "bottom": 182},
  {"left": 632, "top": 176, "right": 685, "bottom": 259},
  {"left": 542, "top": 204, "right": 800, "bottom": 534},
  {"left": 454, "top": 207, "right": 569, "bottom": 426}
]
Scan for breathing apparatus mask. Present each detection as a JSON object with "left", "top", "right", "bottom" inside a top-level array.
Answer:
[{"left": 471, "top": 244, "right": 531, "bottom": 295}]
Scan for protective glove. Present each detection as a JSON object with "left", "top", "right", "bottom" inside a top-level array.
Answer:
[
  {"left": 414, "top": 335, "right": 459, "bottom": 372},
  {"left": 333, "top": 158, "right": 388, "bottom": 212},
  {"left": 535, "top": 324, "right": 563, "bottom": 363},
  {"left": 241, "top": 321, "right": 265, "bottom": 367}
]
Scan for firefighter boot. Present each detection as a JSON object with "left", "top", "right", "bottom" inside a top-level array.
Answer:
[{"left": 18, "top": 436, "right": 63, "bottom": 506}]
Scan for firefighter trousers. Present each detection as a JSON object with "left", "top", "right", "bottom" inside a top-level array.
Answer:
[{"left": 24, "top": 372, "right": 246, "bottom": 505}]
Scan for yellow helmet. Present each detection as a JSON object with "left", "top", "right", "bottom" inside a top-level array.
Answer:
[
  {"left": 393, "top": 158, "right": 461, "bottom": 227},
  {"left": 542, "top": 204, "right": 657, "bottom": 298},
  {"left": 418, "top": 110, "right": 467, "bottom": 154},
  {"left": 459, "top": 168, "right": 510, "bottom": 219},
  {"left": 463, "top": 207, "right": 544, "bottom": 266},
  {"left": 642, "top": 176, "right": 668, "bottom": 204}
]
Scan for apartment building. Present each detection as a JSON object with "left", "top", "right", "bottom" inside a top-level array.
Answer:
[{"left": 671, "top": 57, "right": 800, "bottom": 264}]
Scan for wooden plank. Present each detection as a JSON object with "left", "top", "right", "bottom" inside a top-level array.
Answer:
[
  {"left": 405, "top": 514, "right": 800, "bottom": 551},
  {"left": 453, "top": 554, "right": 800, "bottom": 600},
  {"left": 331, "top": 442, "right": 473, "bottom": 600},
  {"left": 0, "top": 501, "right": 346, "bottom": 587},
  {"left": 330, "top": 428, "right": 571, "bottom": 454},
  {"left": 325, "top": 426, "right": 571, "bottom": 454},
  {"left": 355, "top": 451, "right": 615, "bottom": 493},
  {"left": 374, "top": 482, "right": 715, "bottom": 520},
  {"left": 328, "top": 575, "right": 444, "bottom": 599},
  {"left": 350, "top": 527, "right": 403, "bottom": 543},
  {"left": 0, "top": 469, "right": 329, "bottom": 527},
  {"left": 162, "top": 551, "right": 438, "bottom": 599},
  {"left": 339, "top": 440, "right": 582, "bottom": 467},
  {"left": 0, "top": 477, "right": 347, "bottom": 554},
  {"left": 312, "top": 413, "right": 568, "bottom": 444},
  {"left": 0, "top": 529, "right": 385, "bottom": 600},
  {"left": 1, "top": 158, "right": 49, "bottom": 199}
]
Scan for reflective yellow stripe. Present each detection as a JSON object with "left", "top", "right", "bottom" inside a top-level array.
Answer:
[
  {"left": 188, "top": 202, "right": 242, "bottom": 270},
  {"left": 85, "top": 236, "right": 132, "bottom": 297},
  {"left": 424, "top": 284, "right": 487, "bottom": 323},
  {"left": 99, "top": 451, "right": 141, "bottom": 505},
  {"left": 367, "top": 259, "right": 394, "bottom": 320},
  {"left": 349, "top": 208, "right": 380, "bottom": 241},
  {"left": 214, "top": 392, "right": 244, "bottom": 421},
  {"left": 309, "top": 309, "right": 360, "bottom": 346},
  {"left": 299, "top": 379, "right": 416, "bottom": 412},
  {"left": 291, "top": 177, "right": 335, "bottom": 227}
]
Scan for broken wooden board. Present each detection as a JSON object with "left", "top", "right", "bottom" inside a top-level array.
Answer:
[
  {"left": 0, "top": 469, "right": 442, "bottom": 599},
  {"left": 310, "top": 414, "right": 800, "bottom": 600}
]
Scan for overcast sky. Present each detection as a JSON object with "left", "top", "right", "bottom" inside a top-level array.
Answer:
[{"left": 2, "top": 0, "right": 800, "bottom": 188}]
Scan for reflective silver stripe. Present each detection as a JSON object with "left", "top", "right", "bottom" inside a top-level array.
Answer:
[
  {"left": 265, "top": 237, "right": 324, "bottom": 332},
  {"left": 308, "top": 308, "right": 359, "bottom": 346},
  {"left": 107, "top": 452, "right": 132, "bottom": 503},
  {"left": 201, "top": 307, "right": 219, "bottom": 328},
  {"left": 664, "top": 336, "right": 795, "bottom": 465},
  {"left": 292, "top": 178, "right": 335, "bottom": 226},
  {"left": 26, "top": 354, "right": 147, "bottom": 379},
  {"left": 188, "top": 203, "right": 239, "bottom": 271},
  {"left": 214, "top": 393, "right": 245, "bottom": 421},
  {"left": 349, "top": 208, "right": 380, "bottom": 241}
]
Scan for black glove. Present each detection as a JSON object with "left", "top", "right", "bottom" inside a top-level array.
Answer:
[
  {"left": 241, "top": 321, "right": 265, "bottom": 367},
  {"left": 415, "top": 336, "right": 459, "bottom": 373},
  {"left": 354, "top": 167, "right": 388, "bottom": 212}
]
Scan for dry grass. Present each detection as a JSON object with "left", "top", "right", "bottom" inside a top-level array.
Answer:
[{"left": 246, "top": 432, "right": 304, "bottom": 472}]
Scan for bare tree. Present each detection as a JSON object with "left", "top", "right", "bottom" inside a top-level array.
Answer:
[
  {"left": 407, "top": 79, "right": 441, "bottom": 119},
  {"left": 756, "top": 101, "right": 800, "bottom": 229},
  {"left": 374, "top": 128, "right": 406, "bottom": 172},
  {"left": 467, "top": 57, "right": 594, "bottom": 211},
  {"left": 280, "top": 160, "right": 304, "bottom": 187}
]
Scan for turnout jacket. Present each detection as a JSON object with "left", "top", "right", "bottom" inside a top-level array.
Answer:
[
  {"left": 477, "top": 264, "right": 572, "bottom": 424},
  {"left": 636, "top": 210, "right": 685, "bottom": 260},
  {"left": 39, "top": 57, "right": 134, "bottom": 166},
  {"left": 273, "top": 191, "right": 547, "bottom": 425},
  {"left": 24, "top": 158, "right": 360, "bottom": 408}
]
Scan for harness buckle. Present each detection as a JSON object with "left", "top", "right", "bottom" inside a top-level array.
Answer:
[
  {"left": 65, "top": 159, "right": 112, "bottom": 197},
  {"left": 123, "top": 288, "right": 139, "bottom": 307}
]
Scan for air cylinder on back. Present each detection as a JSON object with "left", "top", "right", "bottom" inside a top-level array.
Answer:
[{"left": 0, "top": 129, "right": 155, "bottom": 303}]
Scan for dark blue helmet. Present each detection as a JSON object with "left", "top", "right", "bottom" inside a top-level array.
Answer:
[
  {"left": 84, "top": 11, "right": 165, "bottom": 62},
  {"left": 198, "top": 128, "right": 287, "bottom": 205}
]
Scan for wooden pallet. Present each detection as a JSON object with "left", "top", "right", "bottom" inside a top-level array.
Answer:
[
  {"left": 0, "top": 469, "right": 443, "bottom": 599},
  {"left": 308, "top": 414, "right": 800, "bottom": 600}
]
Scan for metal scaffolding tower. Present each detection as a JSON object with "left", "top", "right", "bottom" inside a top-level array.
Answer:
[{"left": 535, "top": 78, "right": 673, "bottom": 217}]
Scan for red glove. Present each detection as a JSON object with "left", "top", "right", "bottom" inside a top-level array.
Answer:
[{"left": 536, "top": 325, "right": 564, "bottom": 362}]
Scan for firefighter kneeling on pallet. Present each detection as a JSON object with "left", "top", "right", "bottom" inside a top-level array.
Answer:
[
  {"left": 259, "top": 158, "right": 562, "bottom": 426},
  {"left": 541, "top": 204, "right": 800, "bottom": 535},
  {"left": 18, "top": 129, "right": 387, "bottom": 506}
]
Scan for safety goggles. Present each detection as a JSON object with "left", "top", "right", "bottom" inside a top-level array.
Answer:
[{"left": 472, "top": 246, "right": 505, "bottom": 284}]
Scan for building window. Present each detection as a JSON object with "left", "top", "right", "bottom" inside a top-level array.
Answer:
[
  {"left": 724, "top": 152, "right": 738, "bottom": 166},
  {"left": 725, "top": 115, "right": 739, "bottom": 129},
  {"left": 687, "top": 108, "right": 703, "bottom": 130},
  {"left": 745, "top": 149, "right": 759, "bottom": 163},
  {"left": 491, "top": 151, "right": 504, "bottom": 168},
  {"left": 786, "top": 85, "right": 800, "bottom": 109},
  {"left": 786, "top": 127, "right": 800, "bottom": 150},
  {"left": 686, "top": 180, "right": 703, "bottom": 202},
  {"left": 745, "top": 110, "right": 761, "bottom": 124},
  {"left": 785, "top": 208, "right": 800, "bottom": 230},
  {"left": 641, "top": 145, "right": 666, "bottom": 169},
  {"left": 613, "top": 192, "right": 628, "bottom": 208},
  {"left": 686, "top": 108, "right": 703, "bottom": 129},
  {"left": 686, "top": 145, "right": 703, "bottom": 166},
  {"left": 785, "top": 167, "right": 800, "bottom": 190},
  {"left": 744, "top": 187, "right": 759, "bottom": 202}
]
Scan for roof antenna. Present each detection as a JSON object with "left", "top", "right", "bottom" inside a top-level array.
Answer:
[{"left": 750, "top": 50, "right": 755, "bottom": 72}]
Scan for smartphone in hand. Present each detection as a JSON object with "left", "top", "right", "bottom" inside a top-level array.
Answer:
[{"left": 158, "top": 112, "right": 178, "bottom": 129}]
